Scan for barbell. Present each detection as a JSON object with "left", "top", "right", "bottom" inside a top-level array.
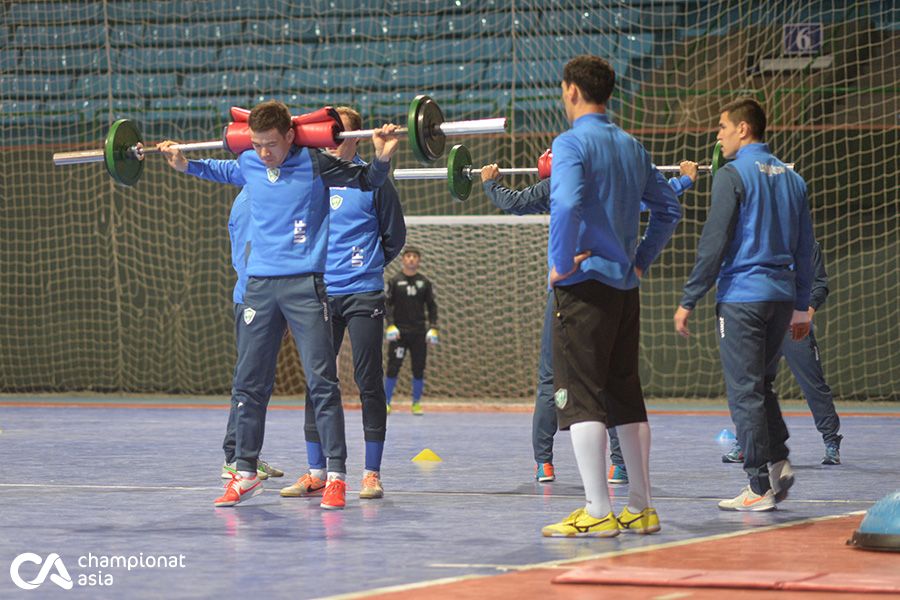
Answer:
[
  {"left": 393, "top": 142, "right": 795, "bottom": 202},
  {"left": 52, "top": 95, "right": 508, "bottom": 187}
]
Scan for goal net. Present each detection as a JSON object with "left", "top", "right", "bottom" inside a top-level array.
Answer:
[{"left": 1, "top": 1, "right": 896, "bottom": 400}]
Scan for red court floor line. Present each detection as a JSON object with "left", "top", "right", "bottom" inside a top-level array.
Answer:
[
  {"left": 0, "top": 400, "right": 898, "bottom": 418},
  {"left": 364, "top": 515, "right": 900, "bottom": 599}
]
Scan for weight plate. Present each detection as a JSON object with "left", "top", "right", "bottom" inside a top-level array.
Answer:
[
  {"left": 104, "top": 119, "right": 143, "bottom": 187},
  {"left": 407, "top": 95, "right": 429, "bottom": 164},
  {"left": 407, "top": 95, "right": 446, "bottom": 165},
  {"left": 447, "top": 144, "right": 472, "bottom": 202},
  {"left": 711, "top": 140, "right": 729, "bottom": 178}
]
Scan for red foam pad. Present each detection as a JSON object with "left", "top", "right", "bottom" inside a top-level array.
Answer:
[
  {"left": 223, "top": 122, "right": 252, "bottom": 154},
  {"left": 537, "top": 148, "right": 552, "bottom": 179},
  {"left": 787, "top": 572, "right": 900, "bottom": 593},
  {"left": 553, "top": 566, "right": 900, "bottom": 593},
  {"left": 230, "top": 107, "right": 250, "bottom": 122}
]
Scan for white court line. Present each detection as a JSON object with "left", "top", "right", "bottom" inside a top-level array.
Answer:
[
  {"left": 0, "top": 483, "right": 877, "bottom": 505},
  {"left": 323, "top": 511, "right": 867, "bottom": 599}
]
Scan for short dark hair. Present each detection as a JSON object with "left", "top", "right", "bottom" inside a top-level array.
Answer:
[
  {"left": 335, "top": 106, "right": 362, "bottom": 131},
  {"left": 721, "top": 97, "right": 767, "bottom": 140},
  {"left": 402, "top": 246, "right": 421, "bottom": 257},
  {"left": 248, "top": 100, "right": 292, "bottom": 135},
  {"left": 563, "top": 55, "right": 615, "bottom": 105}
]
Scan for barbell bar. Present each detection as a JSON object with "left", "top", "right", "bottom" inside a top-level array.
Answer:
[
  {"left": 393, "top": 142, "right": 794, "bottom": 202},
  {"left": 52, "top": 95, "right": 508, "bottom": 186}
]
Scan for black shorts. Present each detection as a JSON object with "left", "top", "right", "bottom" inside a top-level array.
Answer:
[
  {"left": 551, "top": 279, "right": 647, "bottom": 430},
  {"left": 386, "top": 328, "right": 427, "bottom": 379}
]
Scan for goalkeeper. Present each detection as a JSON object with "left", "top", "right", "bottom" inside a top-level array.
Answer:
[
  {"left": 481, "top": 158, "right": 698, "bottom": 483},
  {"left": 384, "top": 246, "right": 439, "bottom": 415}
]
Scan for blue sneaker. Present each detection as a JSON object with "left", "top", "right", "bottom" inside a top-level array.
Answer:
[
  {"left": 607, "top": 464, "right": 628, "bottom": 484},
  {"left": 722, "top": 441, "right": 744, "bottom": 463},
  {"left": 822, "top": 435, "right": 842, "bottom": 465},
  {"left": 535, "top": 462, "right": 555, "bottom": 483}
]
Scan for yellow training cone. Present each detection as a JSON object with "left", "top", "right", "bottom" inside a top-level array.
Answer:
[{"left": 412, "top": 448, "right": 442, "bottom": 462}]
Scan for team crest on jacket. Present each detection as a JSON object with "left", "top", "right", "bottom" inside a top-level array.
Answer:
[
  {"left": 266, "top": 167, "right": 280, "bottom": 183},
  {"left": 330, "top": 194, "right": 343, "bottom": 210},
  {"left": 243, "top": 307, "right": 256, "bottom": 325}
]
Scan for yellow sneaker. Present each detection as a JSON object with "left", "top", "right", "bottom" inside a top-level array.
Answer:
[
  {"left": 411, "top": 403, "right": 423, "bottom": 416},
  {"left": 542, "top": 507, "right": 620, "bottom": 538},
  {"left": 386, "top": 404, "right": 392, "bottom": 415},
  {"left": 617, "top": 506, "right": 661, "bottom": 534},
  {"left": 359, "top": 471, "right": 384, "bottom": 499}
]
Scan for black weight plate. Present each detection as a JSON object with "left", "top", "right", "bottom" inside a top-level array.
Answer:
[{"left": 413, "top": 95, "right": 445, "bottom": 165}]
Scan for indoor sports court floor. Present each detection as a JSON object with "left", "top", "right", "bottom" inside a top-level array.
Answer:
[{"left": 1, "top": 397, "right": 898, "bottom": 598}]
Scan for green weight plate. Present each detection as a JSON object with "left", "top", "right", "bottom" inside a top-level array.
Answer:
[
  {"left": 447, "top": 144, "right": 472, "bottom": 202},
  {"left": 104, "top": 119, "right": 144, "bottom": 186},
  {"left": 710, "top": 140, "right": 729, "bottom": 178}
]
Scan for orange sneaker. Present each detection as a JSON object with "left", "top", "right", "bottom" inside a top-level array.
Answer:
[
  {"left": 359, "top": 471, "right": 384, "bottom": 499},
  {"left": 280, "top": 472, "right": 326, "bottom": 498},
  {"left": 321, "top": 477, "right": 347, "bottom": 510},
  {"left": 214, "top": 473, "right": 263, "bottom": 507},
  {"left": 536, "top": 462, "right": 555, "bottom": 483}
]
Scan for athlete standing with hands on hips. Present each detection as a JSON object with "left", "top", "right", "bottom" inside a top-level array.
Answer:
[{"left": 541, "top": 55, "right": 682, "bottom": 538}]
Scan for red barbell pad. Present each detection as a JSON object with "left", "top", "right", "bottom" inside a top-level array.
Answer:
[
  {"left": 230, "top": 106, "right": 251, "bottom": 122},
  {"left": 223, "top": 121, "right": 252, "bottom": 154},
  {"left": 222, "top": 106, "right": 346, "bottom": 154},
  {"left": 292, "top": 106, "right": 340, "bottom": 126},
  {"left": 292, "top": 122, "right": 342, "bottom": 148},
  {"left": 537, "top": 148, "right": 552, "bottom": 179}
]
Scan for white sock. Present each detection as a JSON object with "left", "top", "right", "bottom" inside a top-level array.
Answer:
[
  {"left": 327, "top": 471, "right": 345, "bottom": 482},
  {"left": 237, "top": 470, "right": 255, "bottom": 480},
  {"left": 364, "top": 469, "right": 379, "bottom": 477},
  {"left": 310, "top": 468, "right": 326, "bottom": 481},
  {"left": 617, "top": 421, "right": 652, "bottom": 512},
  {"left": 570, "top": 421, "right": 611, "bottom": 519}
]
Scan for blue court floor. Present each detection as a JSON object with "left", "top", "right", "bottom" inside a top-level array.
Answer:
[{"left": 0, "top": 401, "right": 897, "bottom": 598}]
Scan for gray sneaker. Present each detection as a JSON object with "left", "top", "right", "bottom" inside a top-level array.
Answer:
[
  {"left": 718, "top": 486, "right": 776, "bottom": 511},
  {"left": 768, "top": 459, "right": 794, "bottom": 502},
  {"left": 257, "top": 459, "right": 283, "bottom": 479},
  {"left": 822, "top": 435, "right": 842, "bottom": 465},
  {"left": 221, "top": 462, "right": 237, "bottom": 480}
]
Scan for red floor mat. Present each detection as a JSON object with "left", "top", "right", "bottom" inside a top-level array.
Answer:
[{"left": 553, "top": 565, "right": 900, "bottom": 593}]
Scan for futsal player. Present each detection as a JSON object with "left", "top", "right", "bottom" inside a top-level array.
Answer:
[
  {"left": 674, "top": 97, "right": 814, "bottom": 511},
  {"left": 220, "top": 187, "right": 284, "bottom": 482},
  {"left": 383, "top": 246, "right": 439, "bottom": 415},
  {"left": 481, "top": 160, "right": 697, "bottom": 485},
  {"left": 158, "top": 100, "right": 400, "bottom": 509},
  {"left": 481, "top": 160, "right": 698, "bottom": 484},
  {"left": 541, "top": 55, "right": 682, "bottom": 537},
  {"left": 281, "top": 107, "right": 405, "bottom": 502}
]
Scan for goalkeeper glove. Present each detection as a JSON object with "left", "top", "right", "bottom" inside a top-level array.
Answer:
[
  {"left": 385, "top": 325, "right": 400, "bottom": 342},
  {"left": 426, "top": 328, "right": 439, "bottom": 345}
]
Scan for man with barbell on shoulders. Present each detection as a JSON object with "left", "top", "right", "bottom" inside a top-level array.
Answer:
[{"left": 158, "top": 100, "right": 400, "bottom": 509}]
